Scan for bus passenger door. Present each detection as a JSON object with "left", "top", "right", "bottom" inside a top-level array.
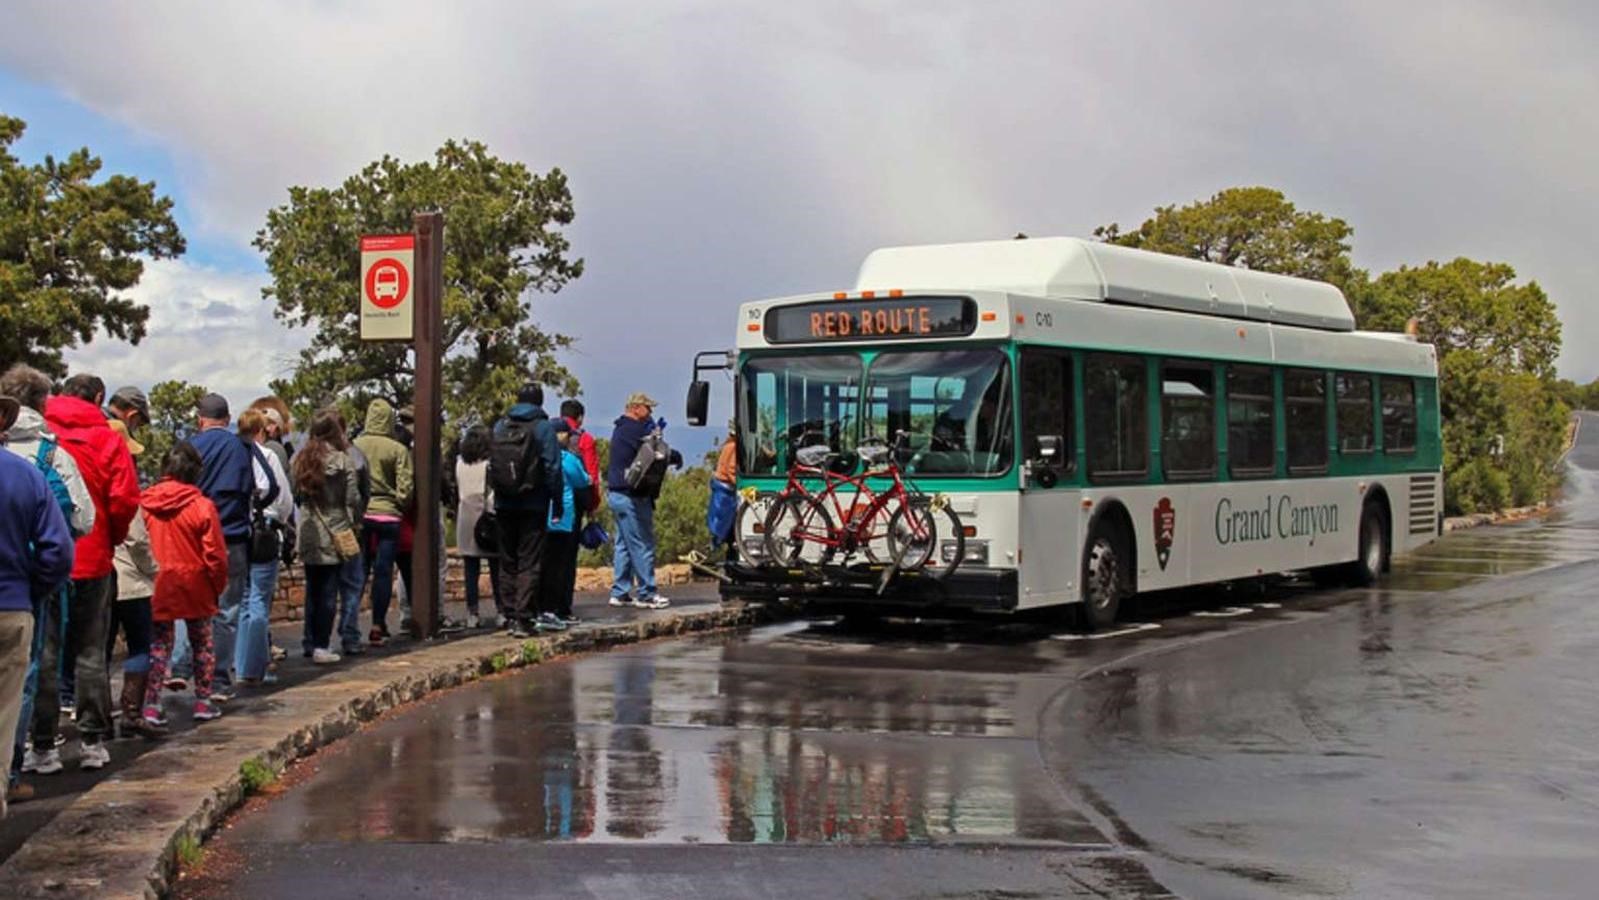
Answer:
[{"left": 1016, "top": 348, "right": 1079, "bottom": 608}]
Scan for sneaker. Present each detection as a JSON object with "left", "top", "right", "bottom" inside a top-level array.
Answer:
[
  {"left": 633, "top": 595, "right": 671, "bottom": 610},
  {"left": 79, "top": 741, "right": 110, "bottom": 770},
  {"left": 536, "top": 612, "right": 568, "bottom": 632},
  {"left": 53, "top": 733, "right": 66, "bottom": 747},
  {"left": 368, "top": 627, "right": 388, "bottom": 648},
  {"left": 495, "top": 615, "right": 511, "bottom": 631},
  {"left": 400, "top": 618, "right": 420, "bottom": 639},
  {"left": 60, "top": 698, "right": 76, "bottom": 717},
  {"left": 508, "top": 622, "right": 534, "bottom": 639},
  {"left": 270, "top": 645, "right": 288, "bottom": 662},
  {"left": 558, "top": 613, "right": 582, "bottom": 627},
  {"left": 465, "top": 613, "right": 481, "bottom": 629},
  {"left": 438, "top": 617, "right": 465, "bottom": 634},
  {"left": 608, "top": 596, "right": 632, "bottom": 607},
  {"left": 209, "top": 687, "right": 236, "bottom": 703},
  {"left": 24, "top": 748, "right": 62, "bottom": 775},
  {"left": 141, "top": 706, "right": 170, "bottom": 728},
  {"left": 193, "top": 700, "right": 223, "bottom": 721},
  {"left": 342, "top": 643, "right": 367, "bottom": 656},
  {"left": 164, "top": 677, "right": 188, "bottom": 692},
  {"left": 311, "top": 648, "right": 342, "bottom": 665},
  {"left": 262, "top": 670, "right": 280, "bottom": 685}
]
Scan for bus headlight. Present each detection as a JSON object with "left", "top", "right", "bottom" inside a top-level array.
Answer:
[{"left": 941, "top": 540, "right": 988, "bottom": 565}]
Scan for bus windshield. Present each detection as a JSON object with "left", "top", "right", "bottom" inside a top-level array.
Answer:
[
  {"left": 738, "top": 347, "right": 1012, "bottom": 477},
  {"left": 865, "top": 348, "right": 1012, "bottom": 476}
]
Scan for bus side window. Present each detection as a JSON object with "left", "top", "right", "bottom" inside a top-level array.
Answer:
[
  {"left": 1161, "top": 361, "right": 1216, "bottom": 480},
  {"left": 1381, "top": 376, "right": 1417, "bottom": 454},
  {"left": 1336, "top": 372, "right": 1375, "bottom": 454},
  {"left": 1227, "top": 365, "right": 1274, "bottom": 478},
  {"left": 1085, "top": 353, "right": 1148, "bottom": 482},
  {"left": 1020, "top": 348, "right": 1073, "bottom": 472},
  {"left": 1285, "top": 368, "right": 1329, "bottom": 474}
]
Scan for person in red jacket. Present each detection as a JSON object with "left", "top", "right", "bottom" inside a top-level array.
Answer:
[
  {"left": 139, "top": 443, "right": 229, "bottom": 728},
  {"left": 29, "top": 374, "right": 139, "bottom": 771},
  {"left": 560, "top": 400, "right": 601, "bottom": 511}
]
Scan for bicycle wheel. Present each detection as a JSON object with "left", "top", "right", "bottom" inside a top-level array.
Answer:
[
  {"left": 858, "top": 493, "right": 906, "bottom": 566},
  {"left": 886, "top": 499, "right": 963, "bottom": 579},
  {"left": 764, "top": 495, "right": 837, "bottom": 572},
  {"left": 733, "top": 492, "right": 778, "bottom": 565}
]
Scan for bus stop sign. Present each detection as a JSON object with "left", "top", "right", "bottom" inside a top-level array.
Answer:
[{"left": 360, "top": 234, "right": 415, "bottom": 341}]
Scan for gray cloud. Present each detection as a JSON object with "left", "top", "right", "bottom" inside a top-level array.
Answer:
[{"left": 8, "top": 0, "right": 1598, "bottom": 433}]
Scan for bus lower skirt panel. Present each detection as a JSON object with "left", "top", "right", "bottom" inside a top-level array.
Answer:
[{"left": 719, "top": 564, "right": 1019, "bottom": 613}]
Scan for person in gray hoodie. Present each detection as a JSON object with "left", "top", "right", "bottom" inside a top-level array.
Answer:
[{"left": 0, "top": 365, "right": 95, "bottom": 537}]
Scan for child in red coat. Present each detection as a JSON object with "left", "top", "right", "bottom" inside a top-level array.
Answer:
[{"left": 140, "top": 443, "right": 230, "bottom": 728}]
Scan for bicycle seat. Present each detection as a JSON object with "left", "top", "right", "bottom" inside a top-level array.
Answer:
[
  {"left": 795, "top": 445, "right": 834, "bottom": 468},
  {"left": 858, "top": 443, "right": 890, "bottom": 466}
]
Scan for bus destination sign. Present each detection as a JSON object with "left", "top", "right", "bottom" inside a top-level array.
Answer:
[{"left": 764, "top": 296, "right": 976, "bottom": 344}]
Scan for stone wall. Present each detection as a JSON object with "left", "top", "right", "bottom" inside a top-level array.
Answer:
[{"left": 270, "top": 554, "right": 701, "bottom": 622}]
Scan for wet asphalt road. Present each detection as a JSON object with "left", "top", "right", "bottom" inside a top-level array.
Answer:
[{"left": 180, "top": 414, "right": 1599, "bottom": 899}]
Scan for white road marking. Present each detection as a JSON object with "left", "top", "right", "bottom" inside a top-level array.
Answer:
[
  {"left": 1053, "top": 622, "right": 1162, "bottom": 641},
  {"left": 1193, "top": 606, "right": 1254, "bottom": 618},
  {"left": 1255, "top": 602, "right": 1282, "bottom": 609}
]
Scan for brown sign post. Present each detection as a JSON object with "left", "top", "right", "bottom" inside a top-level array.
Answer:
[{"left": 410, "top": 212, "right": 445, "bottom": 639}]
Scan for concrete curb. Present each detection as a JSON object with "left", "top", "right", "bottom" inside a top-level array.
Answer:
[{"left": 0, "top": 602, "right": 790, "bottom": 900}]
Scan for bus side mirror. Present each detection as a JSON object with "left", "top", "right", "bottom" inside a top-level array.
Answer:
[{"left": 686, "top": 380, "right": 710, "bottom": 427}]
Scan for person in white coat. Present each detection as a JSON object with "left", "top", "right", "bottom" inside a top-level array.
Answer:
[{"left": 455, "top": 425, "right": 499, "bottom": 629}]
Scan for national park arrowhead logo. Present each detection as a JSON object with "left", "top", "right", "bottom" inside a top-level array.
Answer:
[{"left": 1153, "top": 497, "right": 1175, "bottom": 571}]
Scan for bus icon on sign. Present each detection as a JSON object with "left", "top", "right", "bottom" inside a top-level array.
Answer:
[{"left": 374, "top": 266, "right": 400, "bottom": 300}]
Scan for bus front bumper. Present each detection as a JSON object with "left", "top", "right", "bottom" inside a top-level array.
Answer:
[{"left": 719, "top": 563, "right": 1019, "bottom": 613}]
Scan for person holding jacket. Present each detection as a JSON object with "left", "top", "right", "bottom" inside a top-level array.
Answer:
[
  {"left": 294, "top": 410, "right": 362, "bottom": 664},
  {"left": 236, "top": 409, "right": 292, "bottom": 683},
  {"left": 544, "top": 419, "right": 591, "bottom": 628},
  {"left": 0, "top": 393, "right": 74, "bottom": 817},
  {"left": 353, "top": 399, "right": 413, "bottom": 646},
  {"left": 33, "top": 374, "right": 139, "bottom": 773},
  {"left": 140, "top": 444, "right": 229, "bottom": 727},
  {"left": 454, "top": 425, "right": 498, "bottom": 629},
  {"left": 491, "top": 385, "right": 562, "bottom": 638}
]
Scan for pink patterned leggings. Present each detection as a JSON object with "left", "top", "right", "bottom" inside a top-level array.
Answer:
[{"left": 145, "top": 618, "right": 214, "bottom": 707}]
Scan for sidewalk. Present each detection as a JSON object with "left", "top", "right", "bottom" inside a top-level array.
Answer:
[{"left": 0, "top": 583, "right": 776, "bottom": 899}]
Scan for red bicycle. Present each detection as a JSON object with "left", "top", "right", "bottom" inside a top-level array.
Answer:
[{"left": 762, "top": 431, "right": 964, "bottom": 579}]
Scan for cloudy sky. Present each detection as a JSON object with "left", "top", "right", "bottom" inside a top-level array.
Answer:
[{"left": 3, "top": 0, "right": 1595, "bottom": 440}]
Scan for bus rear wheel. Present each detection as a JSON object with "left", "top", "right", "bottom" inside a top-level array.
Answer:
[{"left": 1079, "top": 524, "right": 1125, "bottom": 631}]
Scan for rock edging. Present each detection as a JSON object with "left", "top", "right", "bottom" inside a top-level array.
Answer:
[{"left": 0, "top": 602, "right": 789, "bottom": 900}]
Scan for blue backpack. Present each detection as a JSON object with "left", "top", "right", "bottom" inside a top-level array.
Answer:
[{"left": 33, "top": 439, "right": 79, "bottom": 536}]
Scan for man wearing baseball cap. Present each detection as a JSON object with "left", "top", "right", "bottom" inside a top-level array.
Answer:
[
  {"left": 0, "top": 392, "right": 74, "bottom": 815},
  {"left": 605, "top": 392, "right": 680, "bottom": 610}
]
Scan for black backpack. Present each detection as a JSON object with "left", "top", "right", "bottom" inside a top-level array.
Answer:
[{"left": 488, "top": 419, "right": 542, "bottom": 496}]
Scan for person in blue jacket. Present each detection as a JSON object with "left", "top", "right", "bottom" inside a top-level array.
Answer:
[
  {"left": 542, "top": 419, "right": 591, "bottom": 630},
  {"left": 0, "top": 393, "right": 75, "bottom": 817}
]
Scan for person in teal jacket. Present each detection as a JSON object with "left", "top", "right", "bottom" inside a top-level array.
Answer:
[{"left": 542, "top": 419, "right": 591, "bottom": 629}]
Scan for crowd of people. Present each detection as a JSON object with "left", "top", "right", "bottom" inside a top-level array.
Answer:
[{"left": 0, "top": 367, "right": 685, "bottom": 817}]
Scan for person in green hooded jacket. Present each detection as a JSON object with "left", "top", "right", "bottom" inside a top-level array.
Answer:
[{"left": 352, "top": 399, "right": 413, "bottom": 645}]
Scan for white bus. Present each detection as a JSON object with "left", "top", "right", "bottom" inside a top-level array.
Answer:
[{"left": 686, "top": 237, "right": 1442, "bottom": 627}]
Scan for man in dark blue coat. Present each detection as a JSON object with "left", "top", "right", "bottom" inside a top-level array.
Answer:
[
  {"left": 492, "top": 385, "right": 563, "bottom": 637},
  {"left": 605, "top": 392, "right": 681, "bottom": 610},
  {"left": 174, "top": 393, "right": 253, "bottom": 695}
]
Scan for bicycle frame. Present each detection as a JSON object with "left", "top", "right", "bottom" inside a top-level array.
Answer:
[{"left": 775, "top": 448, "right": 934, "bottom": 560}]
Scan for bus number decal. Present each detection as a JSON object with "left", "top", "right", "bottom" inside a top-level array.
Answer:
[{"left": 1215, "top": 496, "right": 1340, "bottom": 547}]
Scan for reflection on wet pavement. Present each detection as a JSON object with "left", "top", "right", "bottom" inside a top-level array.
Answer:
[{"left": 226, "top": 629, "right": 1100, "bottom": 848}]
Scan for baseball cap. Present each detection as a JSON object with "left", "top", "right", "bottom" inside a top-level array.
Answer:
[
  {"left": 626, "top": 392, "right": 658, "bottom": 409},
  {"left": 111, "top": 385, "right": 150, "bottom": 422},
  {"left": 197, "top": 393, "right": 230, "bottom": 420}
]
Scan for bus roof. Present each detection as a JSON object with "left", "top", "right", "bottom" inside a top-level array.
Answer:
[{"left": 855, "top": 237, "right": 1356, "bottom": 332}]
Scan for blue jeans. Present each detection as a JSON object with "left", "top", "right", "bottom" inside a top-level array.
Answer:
[
  {"left": 235, "top": 560, "right": 279, "bottom": 680},
  {"left": 336, "top": 549, "right": 367, "bottom": 652},
  {"left": 362, "top": 520, "right": 405, "bottom": 632},
  {"left": 607, "top": 491, "right": 657, "bottom": 601}
]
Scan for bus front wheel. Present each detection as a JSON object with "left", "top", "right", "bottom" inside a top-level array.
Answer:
[
  {"left": 1349, "top": 502, "right": 1389, "bottom": 587},
  {"left": 1079, "top": 525, "right": 1125, "bottom": 631}
]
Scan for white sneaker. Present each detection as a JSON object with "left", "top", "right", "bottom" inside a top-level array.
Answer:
[
  {"left": 633, "top": 595, "right": 671, "bottom": 610},
  {"left": 79, "top": 742, "right": 110, "bottom": 770},
  {"left": 24, "top": 747, "right": 62, "bottom": 775},
  {"left": 608, "top": 596, "right": 632, "bottom": 607},
  {"left": 311, "top": 648, "right": 342, "bottom": 665}
]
